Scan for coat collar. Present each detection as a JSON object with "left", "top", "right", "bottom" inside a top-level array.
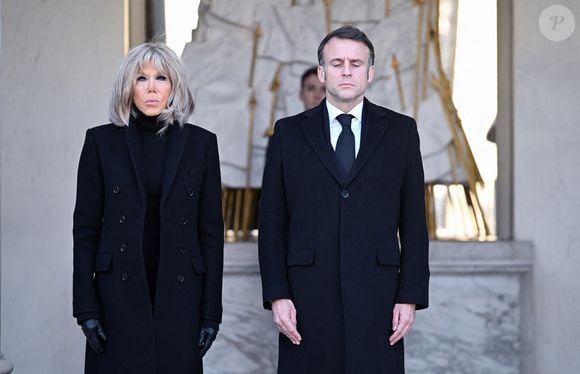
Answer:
[
  {"left": 125, "top": 120, "right": 189, "bottom": 209},
  {"left": 160, "top": 123, "right": 188, "bottom": 208},
  {"left": 125, "top": 121, "right": 147, "bottom": 206},
  {"left": 346, "top": 98, "right": 391, "bottom": 185},
  {"left": 301, "top": 101, "right": 345, "bottom": 185},
  {"left": 300, "top": 98, "right": 390, "bottom": 186}
]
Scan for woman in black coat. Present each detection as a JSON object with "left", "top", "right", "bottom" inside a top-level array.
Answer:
[{"left": 73, "top": 42, "right": 224, "bottom": 373}]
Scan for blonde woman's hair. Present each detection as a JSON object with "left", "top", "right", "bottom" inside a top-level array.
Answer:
[{"left": 109, "top": 42, "right": 194, "bottom": 131}]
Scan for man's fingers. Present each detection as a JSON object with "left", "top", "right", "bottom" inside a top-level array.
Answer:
[
  {"left": 389, "top": 303, "right": 416, "bottom": 345},
  {"left": 271, "top": 299, "right": 302, "bottom": 345},
  {"left": 278, "top": 314, "right": 301, "bottom": 344},
  {"left": 392, "top": 311, "right": 399, "bottom": 331},
  {"left": 389, "top": 318, "right": 413, "bottom": 346}
]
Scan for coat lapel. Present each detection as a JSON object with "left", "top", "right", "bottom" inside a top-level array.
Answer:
[
  {"left": 301, "top": 101, "right": 345, "bottom": 185},
  {"left": 344, "top": 99, "right": 390, "bottom": 185},
  {"left": 160, "top": 124, "right": 189, "bottom": 208},
  {"left": 125, "top": 121, "right": 147, "bottom": 206}
]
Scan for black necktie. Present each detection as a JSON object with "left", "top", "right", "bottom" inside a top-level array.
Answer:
[{"left": 335, "top": 114, "right": 355, "bottom": 173}]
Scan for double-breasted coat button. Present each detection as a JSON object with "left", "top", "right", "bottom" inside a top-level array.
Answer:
[
  {"left": 177, "top": 274, "right": 185, "bottom": 283},
  {"left": 120, "top": 243, "right": 127, "bottom": 253},
  {"left": 179, "top": 247, "right": 186, "bottom": 255},
  {"left": 112, "top": 185, "right": 120, "bottom": 194},
  {"left": 179, "top": 217, "right": 187, "bottom": 225},
  {"left": 341, "top": 190, "right": 350, "bottom": 199},
  {"left": 121, "top": 273, "right": 128, "bottom": 281},
  {"left": 119, "top": 215, "right": 126, "bottom": 224},
  {"left": 187, "top": 188, "right": 194, "bottom": 197}
]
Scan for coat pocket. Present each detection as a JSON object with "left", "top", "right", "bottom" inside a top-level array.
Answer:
[
  {"left": 94, "top": 253, "right": 113, "bottom": 272},
  {"left": 376, "top": 248, "right": 400, "bottom": 267},
  {"left": 191, "top": 255, "right": 206, "bottom": 274},
  {"left": 286, "top": 249, "right": 314, "bottom": 267},
  {"left": 183, "top": 167, "right": 206, "bottom": 182}
]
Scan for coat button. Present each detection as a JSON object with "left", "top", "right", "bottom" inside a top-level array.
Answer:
[
  {"left": 119, "top": 215, "right": 126, "bottom": 224},
  {"left": 113, "top": 185, "right": 120, "bottom": 194},
  {"left": 187, "top": 188, "right": 194, "bottom": 197},
  {"left": 179, "top": 247, "right": 186, "bottom": 255},
  {"left": 120, "top": 243, "right": 127, "bottom": 253},
  {"left": 341, "top": 190, "right": 350, "bottom": 199},
  {"left": 121, "top": 273, "right": 128, "bottom": 281},
  {"left": 177, "top": 274, "right": 185, "bottom": 283},
  {"left": 179, "top": 217, "right": 187, "bottom": 225}
]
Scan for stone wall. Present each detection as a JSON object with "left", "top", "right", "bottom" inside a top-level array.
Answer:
[
  {"left": 0, "top": 1, "right": 124, "bottom": 372},
  {"left": 512, "top": 0, "right": 580, "bottom": 372}
]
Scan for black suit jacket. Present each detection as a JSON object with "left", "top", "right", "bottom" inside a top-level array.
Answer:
[
  {"left": 73, "top": 122, "right": 223, "bottom": 373},
  {"left": 258, "top": 98, "right": 429, "bottom": 374}
]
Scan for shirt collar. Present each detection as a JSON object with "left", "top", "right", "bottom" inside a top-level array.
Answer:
[{"left": 326, "top": 99, "right": 364, "bottom": 125}]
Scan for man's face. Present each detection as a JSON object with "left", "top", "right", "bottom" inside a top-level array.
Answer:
[
  {"left": 318, "top": 37, "right": 374, "bottom": 110},
  {"left": 300, "top": 74, "right": 326, "bottom": 110}
]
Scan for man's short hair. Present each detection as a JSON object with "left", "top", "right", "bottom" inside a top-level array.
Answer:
[
  {"left": 317, "top": 25, "right": 375, "bottom": 66},
  {"left": 300, "top": 66, "right": 319, "bottom": 91}
]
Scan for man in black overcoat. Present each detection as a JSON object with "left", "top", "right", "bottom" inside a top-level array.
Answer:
[{"left": 259, "top": 25, "right": 430, "bottom": 374}]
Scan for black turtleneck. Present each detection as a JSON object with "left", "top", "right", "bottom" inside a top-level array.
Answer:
[{"left": 132, "top": 112, "right": 168, "bottom": 308}]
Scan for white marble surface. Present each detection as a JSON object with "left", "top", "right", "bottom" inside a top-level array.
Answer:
[
  {"left": 512, "top": 0, "right": 580, "bottom": 372},
  {"left": 204, "top": 274, "right": 278, "bottom": 374},
  {"left": 407, "top": 274, "right": 521, "bottom": 374},
  {"left": 184, "top": 0, "right": 460, "bottom": 186}
]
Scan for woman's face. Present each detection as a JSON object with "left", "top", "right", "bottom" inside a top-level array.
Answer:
[{"left": 133, "top": 62, "right": 172, "bottom": 116}]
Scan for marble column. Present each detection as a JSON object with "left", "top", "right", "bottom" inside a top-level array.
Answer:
[
  {"left": 146, "top": 0, "right": 165, "bottom": 41},
  {"left": 0, "top": 2, "right": 14, "bottom": 370}
]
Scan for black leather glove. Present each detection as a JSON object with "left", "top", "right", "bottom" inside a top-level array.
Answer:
[
  {"left": 198, "top": 325, "right": 218, "bottom": 357},
  {"left": 81, "top": 319, "right": 107, "bottom": 355}
]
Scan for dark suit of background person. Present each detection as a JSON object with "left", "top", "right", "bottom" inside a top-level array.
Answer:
[
  {"left": 73, "top": 43, "right": 224, "bottom": 374},
  {"left": 259, "top": 26, "right": 429, "bottom": 374}
]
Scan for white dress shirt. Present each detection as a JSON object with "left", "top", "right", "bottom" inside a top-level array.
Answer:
[{"left": 326, "top": 100, "right": 363, "bottom": 157}]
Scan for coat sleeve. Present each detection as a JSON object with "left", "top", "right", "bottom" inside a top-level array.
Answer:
[
  {"left": 197, "top": 133, "right": 224, "bottom": 324},
  {"left": 396, "top": 119, "right": 430, "bottom": 310},
  {"left": 258, "top": 123, "right": 291, "bottom": 310},
  {"left": 72, "top": 129, "right": 105, "bottom": 320}
]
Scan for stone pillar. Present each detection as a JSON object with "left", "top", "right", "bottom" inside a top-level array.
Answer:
[
  {"left": 0, "top": 0, "right": 14, "bottom": 370},
  {"left": 0, "top": 1, "right": 124, "bottom": 372},
  {"left": 0, "top": 355, "right": 13, "bottom": 374},
  {"left": 146, "top": 0, "right": 165, "bottom": 41}
]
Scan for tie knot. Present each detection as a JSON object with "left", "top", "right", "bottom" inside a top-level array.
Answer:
[{"left": 336, "top": 114, "right": 353, "bottom": 127}]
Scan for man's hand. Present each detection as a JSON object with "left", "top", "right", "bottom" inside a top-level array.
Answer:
[
  {"left": 389, "top": 303, "right": 416, "bottom": 346},
  {"left": 272, "top": 298, "right": 302, "bottom": 345},
  {"left": 198, "top": 325, "right": 218, "bottom": 357},
  {"left": 81, "top": 318, "right": 107, "bottom": 355}
]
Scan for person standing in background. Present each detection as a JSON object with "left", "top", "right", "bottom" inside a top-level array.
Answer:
[{"left": 299, "top": 66, "right": 326, "bottom": 110}]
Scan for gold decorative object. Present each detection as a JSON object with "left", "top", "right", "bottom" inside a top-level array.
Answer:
[
  {"left": 264, "top": 63, "right": 285, "bottom": 138},
  {"left": 391, "top": 54, "right": 406, "bottom": 111},
  {"left": 413, "top": 0, "right": 426, "bottom": 120},
  {"left": 323, "top": 0, "right": 333, "bottom": 34},
  {"left": 248, "top": 24, "right": 262, "bottom": 88},
  {"left": 421, "top": 0, "right": 434, "bottom": 100}
]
